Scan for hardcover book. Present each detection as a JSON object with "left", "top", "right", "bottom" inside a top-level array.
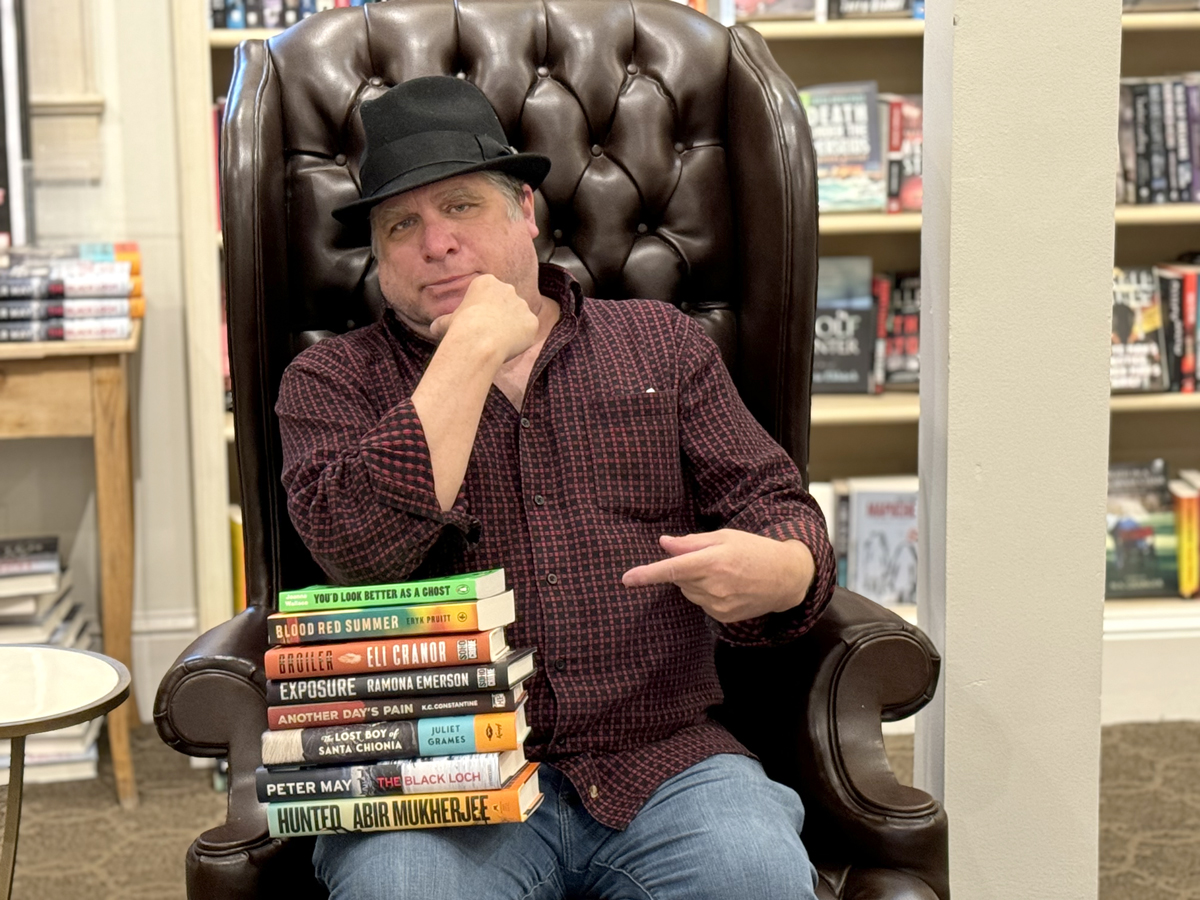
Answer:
[
  {"left": 812, "top": 256, "right": 877, "bottom": 394},
  {"left": 261, "top": 704, "right": 529, "bottom": 766},
  {"left": 1111, "top": 267, "right": 1170, "bottom": 393},
  {"left": 884, "top": 271, "right": 920, "bottom": 389},
  {"left": 798, "top": 81, "right": 885, "bottom": 213},
  {"left": 735, "top": 0, "right": 815, "bottom": 18},
  {"left": 267, "top": 761, "right": 542, "bottom": 836},
  {"left": 830, "top": 0, "right": 912, "bottom": 16},
  {"left": 278, "top": 568, "right": 507, "bottom": 612},
  {"left": 263, "top": 627, "right": 509, "bottom": 679},
  {"left": 267, "top": 590, "right": 516, "bottom": 645},
  {"left": 256, "top": 747, "right": 528, "bottom": 801},
  {"left": 0, "top": 571, "right": 72, "bottom": 620},
  {"left": 845, "top": 475, "right": 919, "bottom": 607},
  {"left": 1169, "top": 479, "right": 1199, "bottom": 599},
  {"left": 266, "top": 647, "right": 537, "bottom": 704},
  {"left": 1105, "top": 459, "right": 1178, "bottom": 598},
  {"left": 267, "top": 682, "right": 528, "bottom": 730}
]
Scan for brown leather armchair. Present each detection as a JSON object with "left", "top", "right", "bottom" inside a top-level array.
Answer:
[{"left": 154, "top": 3, "right": 947, "bottom": 898}]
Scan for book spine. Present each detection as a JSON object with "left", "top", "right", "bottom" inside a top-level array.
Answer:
[
  {"left": 1147, "top": 81, "right": 1168, "bottom": 203},
  {"left": 1157, "top": 268, "right": 1184, "bottom": 391},
  {"left": 834, "top": 487, "right": 849, "bottom": 588},
  {"left": 267, "top": 772, "right": 535, "bottom": 836},
  {"left": 278, "top": 571, "right": 504, "bottom": 612},
  {"left": 266, "top": 655, "right": 530, "bottom": 704},
  {"left": 261, "top": 709, "right": 523, "bottom": 765},
  {"left": 871, "top": 274, "right": 889, "bottom": 393},
  {"left": 210, "top": 0, "right": 227, "bottom": 28},
  {"left": 244, "top": 0, "right": 264, "bottom": 27},
  {"left": 1189, "top": 81, "right": 1200, "bottom": 202},
  {"left": 266, "top": 686, "right": 524, "bottom": 730},
  {"left": 256, "top": 754, "right": 506, "bottom": 801},
  {"left": 267, "top": 595, "right": 506, "bottom": 645},
  {"left": 1118, "top": 84, "right": 1136, "bottom": 205},
  {"left": 0, "top": 298, "right": 140, "bottom": 320},
  {"left": 1171, "top": 485, "right": 1199, "bottom": 599},
  {"left": 1163, "top": 79, "right": 1180, "bottom": 202},
  {"left": 0, "top": 555, "right": 58, "bottom": 577},
  {"left": 881, "top": 96, "right": 903, "bottom": 214},
  {"left": 1173, "top": 82, "right": 1194, "bottom": 202},
  {"left": 1132, "top": 84, "right": 1152, "bottom": 203},
  {"left": 264, "top": 630, "right": 501, "bottom": 679},
  {"left": 0, "top": 277, "right": 61, "bottom": 299},
  {"left": 1182, "top": 268, "right": 1197, "bottom": 393}
]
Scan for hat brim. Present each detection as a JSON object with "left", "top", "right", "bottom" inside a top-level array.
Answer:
[{"left": 331, "top": 153, "right": 551, "bottom": 228}]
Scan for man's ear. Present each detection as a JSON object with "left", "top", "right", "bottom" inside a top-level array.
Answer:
[{"left": 521, "top": 184, "right": 538, "bottom": 239}]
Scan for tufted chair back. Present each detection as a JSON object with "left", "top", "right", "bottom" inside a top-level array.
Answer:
[
  {"left": 224, "top": 0, "right": 819, "bottom": 610},
  {"left": 157, "top": 3, "right": 947, "bottom": 898}
]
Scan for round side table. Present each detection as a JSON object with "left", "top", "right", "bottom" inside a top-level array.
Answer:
[{"left": 0, "top": 645, "right": 130, "bottom": 900}]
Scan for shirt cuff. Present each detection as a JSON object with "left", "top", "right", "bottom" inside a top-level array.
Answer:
[
  {"left": 716, "top": 521, "right": 837, "bottom": 647},
  {"left": 358, "top": 398, "right": 479, "bottom": 540}
]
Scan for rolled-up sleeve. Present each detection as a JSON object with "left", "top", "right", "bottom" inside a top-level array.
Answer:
[{"left": 277, "top": 344, "right": 478, "bottom": 584}]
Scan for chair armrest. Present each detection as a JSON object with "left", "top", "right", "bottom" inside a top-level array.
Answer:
[
  {"left": 154, "top": 607, "right": 274, "bottom": 858},
  {"left": 715, "top": 588, "right": 948, "bottom": 900}
]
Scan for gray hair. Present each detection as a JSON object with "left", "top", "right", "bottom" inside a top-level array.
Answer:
[{"left": 369, "top": 171, "right": 529, "bottom": 258}]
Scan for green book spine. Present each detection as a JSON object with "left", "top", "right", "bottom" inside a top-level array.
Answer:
[{"left": 277, "top": 569, "right": 506, "bottom": 612}]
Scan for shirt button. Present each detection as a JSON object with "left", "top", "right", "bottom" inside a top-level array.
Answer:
[
  {"left": 554, "top": 657, "right": 567, "bottom": 671},
  {"left": 520, "top": 417, "right": 532, "bottom": 429},
  {"left": 534, "top": 494, "right": 545, "bottom": 506},
  {"left": 589, "top": 784, "right": 599, "bottom": 799},
  {"left": 546, "top": 572, "right": 559, "bottom": 585}
]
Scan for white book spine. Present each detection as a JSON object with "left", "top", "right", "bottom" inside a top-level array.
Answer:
[{"left": 400, "top": 754, "right": 502, "bottom": 795}]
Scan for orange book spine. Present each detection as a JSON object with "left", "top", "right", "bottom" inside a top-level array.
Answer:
[
  {"left": 264, "top": 629, "right": 503, "bottom": 679},
  {"left": 1172, "top": 483, "right": 1200, "bottom": 599}
]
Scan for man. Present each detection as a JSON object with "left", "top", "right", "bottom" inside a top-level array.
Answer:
[{"left": 277, "top": 75, "right": 836, "bottom": 900}]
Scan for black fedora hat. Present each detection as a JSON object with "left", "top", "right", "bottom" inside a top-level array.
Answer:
[{"left": 332, "top": 76, "right": 551, "bottom": 226}]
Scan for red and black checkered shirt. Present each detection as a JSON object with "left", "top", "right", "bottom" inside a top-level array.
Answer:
[{"left": 276, "top": 264, "right": 836, "bottom": 828}]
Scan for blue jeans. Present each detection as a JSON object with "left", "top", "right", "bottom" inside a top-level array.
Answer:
[{"left": 313, "top": 753, "right": 820, "bottom": 899}]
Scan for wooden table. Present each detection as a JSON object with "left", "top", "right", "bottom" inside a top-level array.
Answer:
[
  {"left": 0, "top": 321, "right": 141, "bottom": 808},
  {"left": 0, "top": 645, "right": 131, "bottom": 899}
]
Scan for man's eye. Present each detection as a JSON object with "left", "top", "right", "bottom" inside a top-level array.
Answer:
[
  {"left": 449, "top": 203, "right": 473, "bottom": 213},
  {"left": 390, "top": 218, "right": 415, "bottom": 233}
]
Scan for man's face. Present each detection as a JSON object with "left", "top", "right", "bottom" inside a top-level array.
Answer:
[{"left": 371, "top": 173, "right": 540, "bottom": 338}]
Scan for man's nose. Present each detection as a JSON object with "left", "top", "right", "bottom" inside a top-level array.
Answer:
[{"left": 421, "top": 217, "right": 459, "bottom": 259}]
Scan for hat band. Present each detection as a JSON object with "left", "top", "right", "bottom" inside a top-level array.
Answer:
[{"left": 359, "top": 131, "right": 512, "bottom": 197}]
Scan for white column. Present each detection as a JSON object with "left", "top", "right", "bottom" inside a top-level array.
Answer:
[{"left": 916, "top": 1, "right": 1120, "bottom": 897}]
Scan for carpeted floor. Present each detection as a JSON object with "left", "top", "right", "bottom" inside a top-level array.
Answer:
[{"left": 0, "top": 722, "right": 1196, "bottom": 899}]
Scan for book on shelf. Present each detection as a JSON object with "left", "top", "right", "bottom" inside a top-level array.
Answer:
[
  {"left": 798, "top": 81, "right": 885, "bottom": 213},
  {"left": 266, "top": 761, "right": 543, "bottom": 837},
  {"left": 0, "top": 297, "right": 144, "bottom": 321},
  {"left": 1111, "top": 267, "right": 1170, "bottom": 393},
  {"left": 0, "top": 743, "right": 99, "bottom": 787},
  {"left": 0, "top": 570, "right": 72, "bottom": 620},
  {"left": 0, "top": 317, "right": 134, "bottom": 342},
  {"left": 267, "top": 590, "right": 516, "bottom": 645},
  {"left": 267, "top": 681, "right": 528, "bottom": 729},
  {"left": 0, "top": 535, "right": 59, "bottom": 577},
  {"left": 264, "top": 627, "right": 509, "bottom": 679},
  {"left": 1106, "top": 459, "right": 1178, "bottom": 598},
  {"left": 845, "top": 476, "right": 919, "bottom": 606},
  {"left": 266, "top": 646, "right": 538, "bottom": 705},
  {"left": 735, "top": 0, "right": 815, "bottom": 19},
  {"left": 230, "top": 504, "right": 247, "bottom": 613},
  {"left": 261, "top": 703, "right": 530, "bottom": 766},
  {"left": 1122, "top": 0, "right": 1200, "bottom": 10},
  {"left": 830, "top": 0, "right": 914, "bottom": 16},
  {"left": 257, "top": 746, "right": 528, "bottom": 801},
  {"left": 879, "top": 93, "right": 922, "bottom": 213},
  {"left": 813, "top": 256, "right": 878, "bottom": 394},
  {"left": 883, "top": 270, "right": 920, "bottom": 390},
  {"left": 1117, "top": 74, "right": 1200, "bottom": 206},
  {"left": 1169, "top": 478, "right": 1199, "bottom": 599},
  {"left": 279, "top": 568, "right": 507, "bottom": 612},
  {"left": 0, "top": 588, "right": 73, "bottom": 644},
  {"left": 1, "top": 242, "right": 140, "bottom": 274}
]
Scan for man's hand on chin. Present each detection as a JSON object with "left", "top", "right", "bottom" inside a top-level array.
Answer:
[{"left": 621, "top": 530, "right": 816, "bottom": 623}]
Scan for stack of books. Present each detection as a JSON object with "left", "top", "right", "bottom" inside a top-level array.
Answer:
[
  {"left": 258, "top": 568, "right": 542, "bottom": 837},
  {"left": 0, "top": 536, "right": 103, "bottom": 786},
  {"left": 738, "top": 0, "right": 924, "bottom": 20},
  {"left": 0, "top": 242, "right": 144, "bottom": 343},
  {"left": 211, "top": 0, "right": 389, "bottom": 29}
]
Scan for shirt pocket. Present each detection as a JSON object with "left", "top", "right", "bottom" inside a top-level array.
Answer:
[{"left": 588, "top": 391, "right": 684, "bottom": 520}]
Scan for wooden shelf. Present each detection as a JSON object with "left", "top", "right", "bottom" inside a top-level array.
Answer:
[
  {"left": 209, "top": 28, "right": 281, "bottom": 48},
  {"left": 0, "top": 320, "right": 142, "bottom": 361},
  {"left": 1121, "top": 11, "right": 1200, "bottom": 31},
  {"left": 1114, "top": 203, "right": 1200, "bottom": 226},
  {"left": 893, "top": 598, "right": 1200, "bottom": 637},
  {"left": 812, "top": 390, "right": 1200, "bottom": 427},
  {"left": 819, "top": 211, "right": 921, "bottom": 235},
  {"left": 745, "top": 18, "right": 924, "bottom": 40},
  {"left": 747, "top": 12, "right": 1200, "bottom": 40}
]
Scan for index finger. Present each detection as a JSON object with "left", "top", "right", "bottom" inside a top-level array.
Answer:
[{"left": 621, "top": 547, "right": 712, "bottom": 588}]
